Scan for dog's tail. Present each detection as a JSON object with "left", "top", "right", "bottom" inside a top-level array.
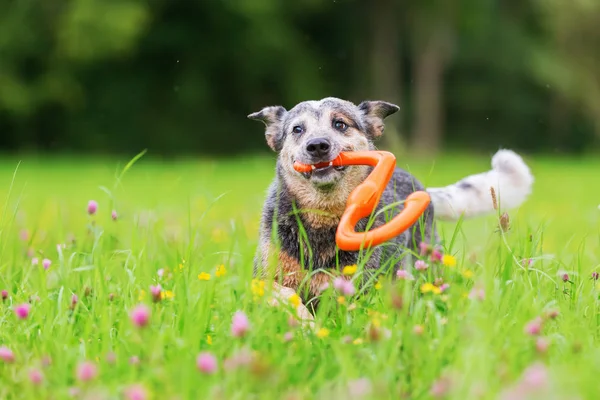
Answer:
[{"left": 425, "top": 149, "right": 534, "bottom": 221}]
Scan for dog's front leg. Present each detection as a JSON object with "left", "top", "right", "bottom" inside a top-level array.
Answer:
[{"left": 268, "top": 282, "right": 315, "bottom": 329}]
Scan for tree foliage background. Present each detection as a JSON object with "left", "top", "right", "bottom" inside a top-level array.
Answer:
[{"left": 0, "top": 0, "right": 598, "bottom": 156}]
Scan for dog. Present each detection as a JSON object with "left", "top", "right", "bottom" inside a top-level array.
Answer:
[{"left": 248, "top": 97, "right": 533, "bottom": 320}]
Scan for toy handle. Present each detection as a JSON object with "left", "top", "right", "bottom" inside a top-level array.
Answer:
[
  {"left": 336, "top": 191, "right": 431, "bottom": 251},
  {"left": 292, "top": 150, "right": 431, "bottom": 252}
]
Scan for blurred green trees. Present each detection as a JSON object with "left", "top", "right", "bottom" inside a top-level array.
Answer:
[{"left": 0, "top": 0, "right": 598, "bottom": 156}]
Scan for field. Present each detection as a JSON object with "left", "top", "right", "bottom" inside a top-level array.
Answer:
[{"left": 0, "top": 151, "right": 599, "bottom": 399}]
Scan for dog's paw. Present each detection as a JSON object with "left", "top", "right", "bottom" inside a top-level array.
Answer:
[{"left": 269, "top": 282, "right": 315, "bottom": 330}]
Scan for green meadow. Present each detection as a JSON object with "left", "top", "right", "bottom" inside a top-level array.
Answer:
[{"left": 0, "top": 151, "right": 598, "bottom": 399}]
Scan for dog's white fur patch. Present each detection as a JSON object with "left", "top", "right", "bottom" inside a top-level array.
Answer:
[{"left": 426, "top": 149, "right": 534, "bottom": 221}]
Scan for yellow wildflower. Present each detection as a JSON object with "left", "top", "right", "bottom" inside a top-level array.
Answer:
[
  {"left": 371, "top": 318, "right": 381, "bottom": 328},
  {"left": 442, "top": 255, "right": 457, "bottom": 267},
  {"left": 316, "top": 328, "right": 330, "bottom": 338},
  {"left": 462, "top": 291, "right": 469, "bottom": 299},
  {"left": 289, "top": 294, "right": 301, "bottom": 308},
  {"left": 420, "top": 283, "right": 435, "bottom": 293},
  {"left": 206, "top": 335, "right": 212, "bottom": 345},
  {"left": 138, "top": 290, "right": 146, "bottom": 301},
  {"left": 462, "top": 269, "right": 474, "bottom": 279},
  {"left": 198, "top": 272, "right": 211, "bottom": 281},
  {"left": 337, "top": 296, "right": 346, "bottom": 305},
  {"left": 353, "top": 338, "right": 364, "bottom": 345},
  {"left": 342, "top": 264, "right": 358, "bottom": 276},
  {"left": 162, "top": 290, "right": 175, "bottom": 299},
  {"left": 215, "top": 264, "right": 227, "bottom": 277},
  {"left": 374, "top": 280, "right": 383, "bottom": 290},
  {"left": 421, "top": 283, "right": 441, "bottom": 294},
  {"left": 251, "top": 279, "right": 265, "bottom": 297}
]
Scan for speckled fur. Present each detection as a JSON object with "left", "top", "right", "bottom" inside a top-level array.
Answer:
[{"left": 249, "top": 97, "right": 436, "bottom": 308}]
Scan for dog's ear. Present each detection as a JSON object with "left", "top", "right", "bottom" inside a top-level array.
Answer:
[
  {"left": 248, "top": 105, "right": 287, "bottom": 152},
  {"left": 357, "top": 100, "right": 400, "bottom": 138}
]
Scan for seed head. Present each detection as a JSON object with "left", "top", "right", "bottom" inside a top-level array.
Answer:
[
  {"left": 490, "top": 186, "right": 498, "bottom": 210},
  {"left": 499, "top": 212, "right": 510, "bottom": 232}
]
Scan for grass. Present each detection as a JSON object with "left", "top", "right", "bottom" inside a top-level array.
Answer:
[{"left": 0, "top": 151, "right": 598, "bottom": 399}]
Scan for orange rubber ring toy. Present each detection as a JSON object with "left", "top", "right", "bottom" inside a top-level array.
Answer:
[{"left": 293, "top": 151, "right": 431, "bottom": 251}]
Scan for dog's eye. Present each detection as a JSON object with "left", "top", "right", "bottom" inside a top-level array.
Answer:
[
  {"left": 333, "top": 120, "right": 348, "bottom": 131},
  {"left": 292, "top": 126, "right": 303, "bottom": 134}
]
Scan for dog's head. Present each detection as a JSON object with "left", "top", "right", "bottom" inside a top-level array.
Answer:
[{"left": 249, "top": 97, "right": 399, "bottom": 211}]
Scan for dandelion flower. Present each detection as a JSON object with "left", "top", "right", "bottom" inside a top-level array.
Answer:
[
  {"left": 206, "top": 335, "right": 213, "bottom": 345},
  {"left": 196, "top": 352, "right": 218, "bottom": 374},
  {"left": 215, "top": 264, "right": 226, "bottom": 278},
  {"left": 288, "top": 294, "right": 301, "bottom": 308},
  {"left": 198, "top": 272, "right": 211, "bottom": 281},
  {"left": 420, "top": 283, "right": 441, "bottom": 294},
  {"left": 374, "top": 280, "right": 382, "bottom": 290},
  {"left": 442, "top": 254, "right": 456, "bottom": 267},
  {"left": 251, "top": 279, "right": 265, "bottom": 298},
  {"left": 162, "top": 290, "right": 174, "bottom": 300},
  {"left": 316, "top": 328, "right": 330, "bottom": 338},
  {"left": 337, "top": 296, "right": 346, "bottom": 305},
  {"left": 342, "top": 264, "right": 357, "bottom": 276}
]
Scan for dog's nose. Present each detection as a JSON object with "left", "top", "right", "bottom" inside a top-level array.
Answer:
[{"left": 305, "top": 138, "right": 331, "bottom": 159}]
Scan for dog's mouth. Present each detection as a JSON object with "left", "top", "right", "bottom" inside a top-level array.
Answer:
[{"left": 298, "top": 161, "right": 347, "bottom": 179}]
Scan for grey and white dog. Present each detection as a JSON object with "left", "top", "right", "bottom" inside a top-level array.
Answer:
[{"left": 248, "top": 97, "right": 533, "bottom": 316}]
